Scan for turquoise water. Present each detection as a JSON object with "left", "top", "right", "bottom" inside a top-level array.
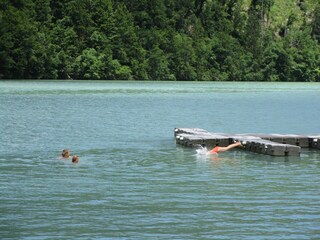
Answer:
[{"left": 1, "top": 80, "right": 320, "bottom": 239}]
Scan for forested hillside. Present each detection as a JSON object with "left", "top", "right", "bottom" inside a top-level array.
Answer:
[{"left": 0, "top": 0, "right": 319, "bottom": 81}]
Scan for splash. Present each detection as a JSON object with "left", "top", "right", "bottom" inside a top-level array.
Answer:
[
  {"left": 195, "top": 145, "right": 207, "bottom": 155},
  {"left": 195, "top": 145, "right": 216, "bottom": 157}
]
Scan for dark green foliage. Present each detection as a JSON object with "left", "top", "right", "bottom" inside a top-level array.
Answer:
[
  {"left": 312, "top": 4, "right": 320, "bottom": 42},
  {"left": 0, "top": 0, "right": 319, "bottom": 81}
]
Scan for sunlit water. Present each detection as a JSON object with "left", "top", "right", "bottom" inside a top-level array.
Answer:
[{"left": 1, "top": 80, "right": 320, "bottom": 239}]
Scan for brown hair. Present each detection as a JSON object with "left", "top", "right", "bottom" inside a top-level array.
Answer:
[
  {"left": 61, "top": 149, "right": 70, "bottom": 158},
  {"left": 72, "top": 155, "right": 79, "bottom": 163}
]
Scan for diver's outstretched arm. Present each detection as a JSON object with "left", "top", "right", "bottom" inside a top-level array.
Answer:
[{"left": 212, "top": 141, "right": 242, "bottom": 153}]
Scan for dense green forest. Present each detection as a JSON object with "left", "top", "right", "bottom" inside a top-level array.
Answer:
[{"left": 0, "top": 0, "right": 319, "bottom": 81}]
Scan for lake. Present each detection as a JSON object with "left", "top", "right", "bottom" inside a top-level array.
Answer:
[{"left": 1, "top": 80, "right": 320, "bottom": 239}]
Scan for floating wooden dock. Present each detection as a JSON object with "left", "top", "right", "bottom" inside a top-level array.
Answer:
[{"left": 174, "top": 128, "right": 320, "bottom": 156}]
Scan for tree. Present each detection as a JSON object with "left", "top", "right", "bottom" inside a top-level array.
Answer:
[
  {"left": 72, "top": 48, "right": 106, "bottom": 80},
  {"left": 112, "top": 2, "right": 147, "bottom": 79},
  {"left": 169, "top": 33, "right": 196, "bottom": 80},
  {"left": 311, "top": 4, "right": 320, "bottom": 42},
  {"left": 284, "top": 28, "right": 320, "bottom": 82},
  {"left": 0, "top": 2, "right": 38, "bottom": 78},
  {"left": 0, "top": 0, "right": 318, "bottom": 81},
  {"left": 147, "top": 45, "right": 172, "bottom": 80}
]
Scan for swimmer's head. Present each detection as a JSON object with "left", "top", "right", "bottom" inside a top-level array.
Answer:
[
  {"left": 61, "top": 149, "right": 70, "bottom": 158},
  {"left": 72, "top": 155, "right": 79, "bottom": 164}
]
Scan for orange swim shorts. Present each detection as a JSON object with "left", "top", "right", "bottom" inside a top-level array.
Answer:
[{"left": 210, "top": 146, "right": 220, "bottom": 153}]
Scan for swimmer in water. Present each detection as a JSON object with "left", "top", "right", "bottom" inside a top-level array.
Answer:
[
  {"left": 72, "top": 155, "right": 79, "bottom": 164},
  {"left": 61, "top": 149, "right": 71, "bottom": 159},
  {"left": 209, "top": 141, "right": 242, "bottom": 154}
]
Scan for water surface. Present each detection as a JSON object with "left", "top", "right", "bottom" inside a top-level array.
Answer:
[{"left": 1, "top": 81, "right": 320, "bottom": 239}]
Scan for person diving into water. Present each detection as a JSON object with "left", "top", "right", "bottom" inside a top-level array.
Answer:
[{"left": 208, "top": 141, "right": 243, "bottom": 154}]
